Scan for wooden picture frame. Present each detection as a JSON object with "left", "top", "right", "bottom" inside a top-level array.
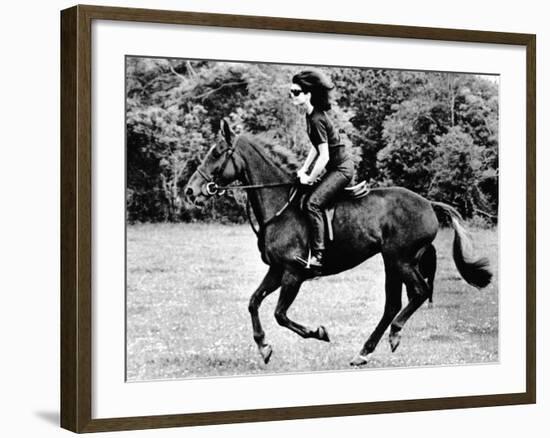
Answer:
[{"left": 61, "top": 4, "right": 536, "bottom": 433}]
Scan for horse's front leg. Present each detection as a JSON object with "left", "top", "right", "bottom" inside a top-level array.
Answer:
[
  {"left": 248, "top": 266, "right": 283, "bottom": 364},
  {"left": 274, "top": 268, "right": 331, "bottom": 342}
]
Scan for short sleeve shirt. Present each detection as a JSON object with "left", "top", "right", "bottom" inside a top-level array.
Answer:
[
  {"left": 305, "top": 109, "right": 354, "bottom": 179},
  {"left": 306, "top": 110, "right": 341, "bottom": 149}
]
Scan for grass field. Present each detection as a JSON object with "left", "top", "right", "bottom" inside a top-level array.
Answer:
[{"left": 126, "top": 223, "right": 498, "bottom": 382}]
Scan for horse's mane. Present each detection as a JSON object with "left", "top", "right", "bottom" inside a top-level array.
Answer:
[{"left": 237, "top": 133, "right": 300, "bottom": 176}]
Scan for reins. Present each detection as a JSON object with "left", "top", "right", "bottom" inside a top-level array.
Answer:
[
  {"left": 204, "top": 180, "right": 297, "bottom": 236},
  {"left": 212, "top": 180, "right": 294, "bottom": 191},
  {"left": 197, "top": 139, "right": 299, "bottom": 235},
  {"left": 246, "top": 185, "right": 299, "bottom": 236},
  {"left": 196, "top": 145, "right": 295, "bottom": 195}
]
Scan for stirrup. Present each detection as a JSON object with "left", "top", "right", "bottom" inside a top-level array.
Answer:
[
  {"left": 295, "top": 248, "right": 312, "bottom": 269},
  {"left": 295, "top": 249, "right": 323, "bottom": 270}
]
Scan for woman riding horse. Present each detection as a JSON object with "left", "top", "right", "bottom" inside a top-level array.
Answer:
[
  {"left": 184, "top": 103, "right": 492, "bottom": 367},
  {"left": 291, "top": 70, "right": 355, "bottom": 270}
]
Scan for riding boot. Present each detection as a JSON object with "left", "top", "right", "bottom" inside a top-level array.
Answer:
[
  {"left": 308, "top": 249, "right": 324, "bottom": 269},
  {"left": 298, "top": 170, "right": 350, "bottom": 272},
  {"left": 295, "top": 249, "right": 324, "bottom": 270}
]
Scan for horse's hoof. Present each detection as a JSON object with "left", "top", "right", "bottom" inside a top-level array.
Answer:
[
  {"left": 317, "top": 325, "right": 330, "bottom": 342},
  {"left": 350, "top": 353, "right": 370, "bottom": 367},
  {"left": 389, "top": 331, "right": 402, "bottom": 353},
  {"left": 427, "top": 301, "right": 434, "bottom": 309},
  {"left": 259, "top": 344, "right": 273, "bottom": 364}
]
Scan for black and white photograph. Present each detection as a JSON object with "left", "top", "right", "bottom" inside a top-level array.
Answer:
[
  {"left": 126, "top": 57, "right": 499, "bottom": 381},
  {"left": 2, "top": 0, "right": 546, "bottom": 435},
  {"left": 8, "top": 0, "right": 550, "bottom": 433}
]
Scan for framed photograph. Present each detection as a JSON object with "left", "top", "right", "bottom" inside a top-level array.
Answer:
[{"left": 60, "top": 4, "right": 536, "bottom": 433}]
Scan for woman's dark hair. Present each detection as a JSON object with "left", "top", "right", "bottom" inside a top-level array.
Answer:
[{"left": 292, "top": 70, "right": 334, "bottom": 111}]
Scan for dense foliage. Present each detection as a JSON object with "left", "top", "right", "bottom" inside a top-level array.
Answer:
[{"left": 126, "top": 58, "right": 498, "bottom": 223}]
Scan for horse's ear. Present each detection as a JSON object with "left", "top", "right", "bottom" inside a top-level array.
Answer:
[{"left": 220, "top": 118, "right": 235, "bottom": 146}]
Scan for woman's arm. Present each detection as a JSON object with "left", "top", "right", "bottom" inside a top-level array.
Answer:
[
  {"left": 299, "top": 146, "right": 318, "bottom": 176},
  {"left": 307, "top": 143, "right": 329, "bottom": 182}
]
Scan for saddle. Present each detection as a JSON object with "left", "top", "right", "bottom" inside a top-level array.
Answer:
[{"left": 299, "top": 180, "right": 370, "bottom": 242}]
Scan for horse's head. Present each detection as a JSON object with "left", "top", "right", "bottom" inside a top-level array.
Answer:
[{"left": 185, "top": 119, "right": 244, "bottom": 207}]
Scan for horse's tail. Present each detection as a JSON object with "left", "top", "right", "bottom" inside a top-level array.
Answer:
[{"left": 431, "top": 201, "right": 492, "bottom": 289}]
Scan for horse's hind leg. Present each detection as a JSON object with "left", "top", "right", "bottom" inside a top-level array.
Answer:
[
  {"left": 274, "top": 268, "right": 330, "bottom": 342},
  {"left": 388, "top": 258, "right": 431, "bottom": 352},
  {"left": 249, "top": 266, "right": 283, "bottom": 364},
  {"left": 419, "top": 243, "right": 436, "bottom": 305},
  {"left": 350, "top": 258, "right": 402, "bottom": 366}
]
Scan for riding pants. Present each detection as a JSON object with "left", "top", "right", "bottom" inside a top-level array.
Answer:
[{"left": 305, "top": 169, "right": 352, "bottom": 252}]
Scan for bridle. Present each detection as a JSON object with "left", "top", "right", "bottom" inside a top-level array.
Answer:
[
  {"left": 194, "top": 140, "right": 298, "bottom": 234},
  {"left": 195, "top": 143, "right": 238, "bottom": 196},
  {"left": 196, "top": 142, "right": 295, "bottom": 195}
]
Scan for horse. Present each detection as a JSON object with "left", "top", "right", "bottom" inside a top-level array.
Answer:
[
  {"left": 420, "top": 243, "right": 437, "bottom": 305},
  {"left": 184, "top": 120, "right": 492, "bottom": 366}
]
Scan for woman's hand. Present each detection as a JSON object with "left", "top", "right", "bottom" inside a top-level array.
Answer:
[
  {"left": 297, "top": 168, "right": 310, "bottom": 185},
  {"left": 299, "top": 173, "right": 313, "bottom": 185}
]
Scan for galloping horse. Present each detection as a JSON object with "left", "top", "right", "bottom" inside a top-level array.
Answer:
[{"left": 184, "top": 120, "right": 492, "bottom": 366}]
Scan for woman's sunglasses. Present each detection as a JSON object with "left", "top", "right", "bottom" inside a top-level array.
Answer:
[{"left": 289, "top": 89, "right": 304, "bottom": 97}]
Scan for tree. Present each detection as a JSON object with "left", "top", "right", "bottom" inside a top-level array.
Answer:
[
  {"left": 429, "top": 127, "right": 484, "bottom": 218},
  {"left": 376, "top": 72, "right": 498, "bottom": 218},
  {"left": 377, "top": 95, "right": 442, "bottom": 194},
  {"left": 126, "top": 57, "right": 499, "bottom": 222},
  {"left": 126, "top": 58, "right": 215, "bottom": 221}
]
